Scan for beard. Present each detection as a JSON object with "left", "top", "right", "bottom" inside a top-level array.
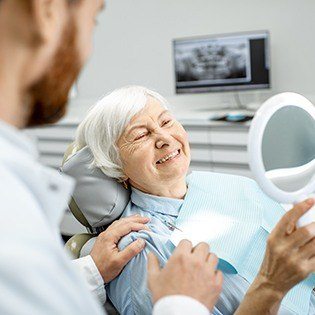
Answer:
[{"left": 26, "top": 18, "right": 81, "bottom": 127}]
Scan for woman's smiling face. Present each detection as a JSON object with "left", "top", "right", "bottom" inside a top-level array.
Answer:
[{"left": 117, "top": 98, "right": 191, "bottom": 195}]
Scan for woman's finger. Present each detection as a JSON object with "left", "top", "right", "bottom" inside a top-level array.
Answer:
[
  {"left": 299, "top": 237, "right": 315, "bottom": 259},
  {"left": 273, "top": 199, "right": 314, "bottom": 238},
  {"left": 288, "top": 222, "right": 315, "bottom": 248}
]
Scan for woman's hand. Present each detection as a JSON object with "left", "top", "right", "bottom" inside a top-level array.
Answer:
[
  {"left": 147, "top": 240, "right": 223, "bottom": 311},
  {"left": 259, "top": 198, "right": 315, "bottom": 295},
  {"left": 90, "top": 215, "right": 150, "bottom": 283},
  {"left": 236, "top": 198, "right": 315, "bottom": 315}
]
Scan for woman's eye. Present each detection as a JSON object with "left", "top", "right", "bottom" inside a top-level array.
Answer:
[
  {"left": 162, "top": 120, "right": 172, "bottom": 126},
  {"left": 135, "top": 133, "right": 147, "bottom": 141}
]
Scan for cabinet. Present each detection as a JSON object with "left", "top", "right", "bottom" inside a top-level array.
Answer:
[{"left": 181, "top": 120, "right": 252, "bottom": 178}]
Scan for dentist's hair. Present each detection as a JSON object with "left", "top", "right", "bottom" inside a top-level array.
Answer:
[{"left": 74, "top": 85, "right": 168, "bottom": 180}]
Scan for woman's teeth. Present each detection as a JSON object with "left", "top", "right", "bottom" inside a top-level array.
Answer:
[{"left": 157, "top": 150, "right": 180, "bottom": 164}]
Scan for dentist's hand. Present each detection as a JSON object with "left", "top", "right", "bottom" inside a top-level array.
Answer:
[
  {"left": 90, "top": 215, "right": 150, "bottom": 283},
  {"left": 147, "top": 240, "right": 223, "bottom": 311}
]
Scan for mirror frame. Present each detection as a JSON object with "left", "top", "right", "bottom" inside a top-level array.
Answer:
[{"left": 248, "top": 92, "right": 315, "bottom": 204}]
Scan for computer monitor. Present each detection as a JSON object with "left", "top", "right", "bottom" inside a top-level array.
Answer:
[{"left": 173, "top": 31, "right": 270, "bottom": 94}]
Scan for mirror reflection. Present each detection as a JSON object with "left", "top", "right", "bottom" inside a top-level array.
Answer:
[{"left": 262, "top": 105, "right": 315, "bottom": 192}]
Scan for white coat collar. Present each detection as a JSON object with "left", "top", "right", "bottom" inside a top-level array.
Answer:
[{"left": 0, "top": 119, "right": 38, "bottom": 158}]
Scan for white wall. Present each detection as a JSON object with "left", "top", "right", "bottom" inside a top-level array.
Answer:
[{"left": 68, "top": 0, "right": 315, "bottom": 118}]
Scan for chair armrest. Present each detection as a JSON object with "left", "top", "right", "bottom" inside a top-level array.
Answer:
[{"left": 65, "top": 233, "right": 95, "bottom": 259}]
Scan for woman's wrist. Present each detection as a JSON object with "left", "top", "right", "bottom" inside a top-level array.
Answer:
[
  {"left": 250, "top": 274, "right": 286, "bottom": 302},
  {"left": 235, "top": 274, "right": 285, "bottom": 315}
]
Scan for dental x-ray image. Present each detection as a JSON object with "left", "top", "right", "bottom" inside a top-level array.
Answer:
[{"left": 175, "top": 37, "right": 251, "bottom": 87}]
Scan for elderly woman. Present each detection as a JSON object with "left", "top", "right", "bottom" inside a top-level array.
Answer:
[{"left": 74, "top": 86, "right": 315, "bottom": 315}]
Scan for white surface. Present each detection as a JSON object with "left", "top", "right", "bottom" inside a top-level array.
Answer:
[
  {"left": 210, "top": 131, "right": 248, "bottom": 146},
  {"left": 69, "top": 0, "right": 315, "bottom": 117},
  {"left": 153, "top": 296, "right": 209, "bottom": 315},
  {"left": 72, "top": 256, "right": 107, "bottom": 304},
  {"left": 248, "top": 92, "right": 315, "bottom": 226},
  {"left": 212, "top": 149, "right": 248, "bottom": 164}
]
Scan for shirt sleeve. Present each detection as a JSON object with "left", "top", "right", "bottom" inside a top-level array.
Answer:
[
  {"left": 107, "top": 231, "right": 163, "bottom": 314},
  {"left": 72, "top": 255, "right": 106, "bottom": 305},
  {"left": 153, "top": 296, "right": 210, "bottom": 315}
]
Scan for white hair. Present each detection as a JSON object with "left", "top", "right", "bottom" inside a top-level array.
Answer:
[{"left": 74, "top": 85, "right": 168, "bottom": 180}]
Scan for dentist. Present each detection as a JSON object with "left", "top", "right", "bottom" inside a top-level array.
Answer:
[{"left": 0, "top": 1, "right": 221, "bottom": 314}]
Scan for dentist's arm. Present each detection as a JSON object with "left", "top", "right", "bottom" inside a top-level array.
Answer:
[
  {"left": 235, "top": 199, "right": 315, "bottom": 315},
  {"left": 148, "top": 240, "right": 223, "bottom": 314},
  {"left": 73, "top": 215, "right": 149, "bottom": 304}
]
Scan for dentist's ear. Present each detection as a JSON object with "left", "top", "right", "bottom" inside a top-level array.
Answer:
[{"left": 32, "top": 0, "right": 67, "bottom": 45}]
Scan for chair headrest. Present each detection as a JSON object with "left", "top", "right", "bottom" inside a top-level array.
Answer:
[{"left": 60, "top": 146, "right": 130, "bottom": 231}]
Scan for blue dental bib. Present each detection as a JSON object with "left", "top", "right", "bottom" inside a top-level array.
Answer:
[{"left": 170, "top": 171, "right": 315, "bottom": 314}]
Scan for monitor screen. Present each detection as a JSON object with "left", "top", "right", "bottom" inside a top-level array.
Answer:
[{"left": 174, "top": 31, "right": 270, "bottom": 94}]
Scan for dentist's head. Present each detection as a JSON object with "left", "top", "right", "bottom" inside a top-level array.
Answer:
[
  {"left": 75, "top": 86, "right": 191, "bottom": 198},
  {"left": 0, "top": 0, "right": 104, "bottom": 128}
]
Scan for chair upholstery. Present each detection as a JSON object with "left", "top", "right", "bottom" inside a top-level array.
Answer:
[
  {"left": 60, "top": 144, "right": 130, "bottom": 234},
  {"left": 61, "top": 142, "right": 130, "bottom": 255}
]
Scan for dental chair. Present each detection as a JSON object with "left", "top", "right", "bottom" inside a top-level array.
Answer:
[
  {"left": 61, "top": 143, "right": 130, "bottom": 257},
  {"left": 60, "top": 143, "right": 130, "bottom": 314}
]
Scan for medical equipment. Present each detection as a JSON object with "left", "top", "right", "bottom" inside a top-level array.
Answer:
[
  {"left": 173, "top": 30, "right": 270, "bottom": 94},
  {"left": 248, "top": 92, "right": 315, "bottom": 227}
]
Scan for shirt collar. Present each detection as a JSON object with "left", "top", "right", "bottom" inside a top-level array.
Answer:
[
  {"left": 130, "top": 187, "right": 184, "bottom": 216},
  {"left": 0, "top": 119, "right": 38, "bottom": 159}
]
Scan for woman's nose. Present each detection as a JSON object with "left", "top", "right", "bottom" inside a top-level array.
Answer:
[
  {"left": 155, "top": 131, "right": 172, "bottom": 149},
  {"left": 156, "top": 139, "right": 169, "bottom": 149}
]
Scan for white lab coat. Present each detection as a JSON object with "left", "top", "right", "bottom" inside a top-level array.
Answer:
[{"left": 0, "top": 120, "right": 209, "bottom": 315}]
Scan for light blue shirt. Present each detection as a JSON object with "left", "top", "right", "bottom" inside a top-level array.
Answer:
[{"left": 107, "top": 186, "right": 315, "bottom": 315}]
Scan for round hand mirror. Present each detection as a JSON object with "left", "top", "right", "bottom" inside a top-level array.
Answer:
[{"left": 248, "top": 92, "right": 315, "bottom": 227}]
